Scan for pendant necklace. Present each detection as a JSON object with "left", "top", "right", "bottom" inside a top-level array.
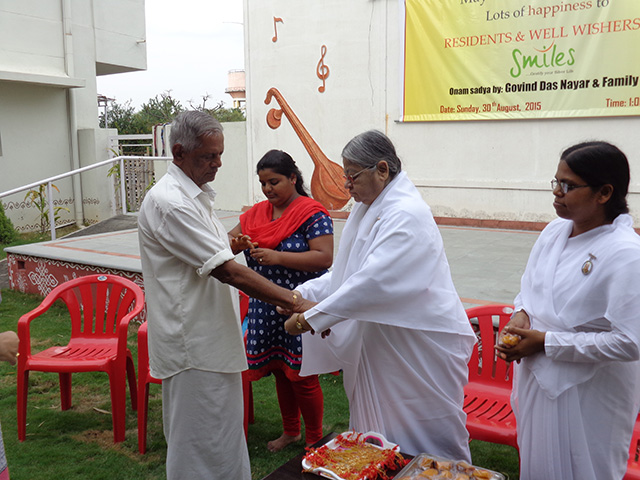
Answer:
[{"left": 581, "top": 253, "right": 596, "bottom": 275}]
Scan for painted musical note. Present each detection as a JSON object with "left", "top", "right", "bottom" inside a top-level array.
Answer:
[
  {"left": 272, "top": 17, "right": 283, "bottom": 42},
  {"left": 316, "top": 45, "right": 330, "bottom": 93}
]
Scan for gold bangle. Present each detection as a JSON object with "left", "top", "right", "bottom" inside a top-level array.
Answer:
[{"left": 295, "top": 313, "right": 305, "bottom": 332}]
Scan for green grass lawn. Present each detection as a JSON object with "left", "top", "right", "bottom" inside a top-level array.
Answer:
[{"left": 0, "top": 288, "right": 519, "bottom": 479}]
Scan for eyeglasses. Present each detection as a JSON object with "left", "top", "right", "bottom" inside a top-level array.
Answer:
[
  {"left": 550, "top": 179, "right": 591, "bottom": 194},
  {"left": 343, "top": 165, "right": 376, "bottom": 185}
]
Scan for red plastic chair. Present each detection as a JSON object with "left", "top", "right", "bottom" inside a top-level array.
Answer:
[
  {"left": 625, "top": 415, "right": 640, "bottom": 480},
  {"left": 137, "top": 290, "right": 252, "bottom": 453},
  {"left": 136, "top": 321, "right": 160, "bottom": 454},
  {"left": 17, "top": 274, "right": 142, "bottom": 443},
  {"left": 464, "top": 304, "right": 518, "bottom": 449}
]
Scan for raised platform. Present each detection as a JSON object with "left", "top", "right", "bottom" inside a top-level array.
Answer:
[
  {"left": 3, "top": 212, "right": 244, "bottom": 306},
  {"left": 6, "top": 229, "right": 143, "bottom": 297}
]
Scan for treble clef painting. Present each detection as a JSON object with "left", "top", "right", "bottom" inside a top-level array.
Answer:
[
  {"left": 316, "top": 45, "right": 330, "bottom": 93},
  {"left": 265, "top": 88, "right": 349, "bottom": 211}
]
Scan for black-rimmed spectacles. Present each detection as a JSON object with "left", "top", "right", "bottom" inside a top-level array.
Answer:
[
  {"left": 343, "top": 165, "right": 377, "bottom": 185},
  {"left": 550, "top": 179, "right": 590, "bottom": 194}
]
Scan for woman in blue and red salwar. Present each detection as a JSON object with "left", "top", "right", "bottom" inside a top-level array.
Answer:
[{"left": 229, "top": 149, "right": 334, "bottom": 452}]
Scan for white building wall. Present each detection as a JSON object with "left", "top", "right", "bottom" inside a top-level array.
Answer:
[
  {"left": 214, "top": 121, "right": 251, "bottom": 211},
  {"left": 243, "top": 0, "right": 640, "bottom": 224},
  {"left": 0, "top": 82, "right": 76, "bottom": 230},
  {"left": 0, "top": 0, "right": 146, "bottom": 232}
]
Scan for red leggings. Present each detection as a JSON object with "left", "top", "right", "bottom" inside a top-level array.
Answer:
[{"left": 273, "top": 370, "right": 324, "bottom": 445}]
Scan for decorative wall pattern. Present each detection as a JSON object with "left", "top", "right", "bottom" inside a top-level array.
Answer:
[
  {"left": 316, "top": 45, "right": 329, "bottom": 93},
  {"left": 272, "top": 16, "right": 283, "bottom": 42},
  {"left": 7, "top": 253, "right": 146, "bottom": 321},
  {"left": 264, "top": 88, "right": 349, "bottom": 211}
]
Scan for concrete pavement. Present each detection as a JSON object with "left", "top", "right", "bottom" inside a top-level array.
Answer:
[{"left": 2, "top": 210, "right": 539, "bottom": 306}]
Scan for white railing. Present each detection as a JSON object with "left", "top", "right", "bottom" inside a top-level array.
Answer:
[{"left": 0, "top": 156, "right": 172, "bottom": 240}]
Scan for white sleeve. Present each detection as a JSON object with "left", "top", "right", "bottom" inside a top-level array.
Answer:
[
  {"left": 304, "top": 305, "right": 347, "bottom": 332},
  {"left": 154, "top": 204, "right": 234, "bottom": 275},
  {"left": 545, "top": 329, "right": 639, "bottom": 363},
  {"left": 296, "top": 270, "right": 333, "bottom": 303}
]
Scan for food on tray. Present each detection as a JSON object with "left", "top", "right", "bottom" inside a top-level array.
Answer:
[
  {"left": 302, "top": 431, "right": 407, "bottom": 480},
  {"left": 435, "top": 459, "right": 453, "bottom": 470},
  {"left": 472, "top": 469, "right": 493, "bottom": 479},
  {"left": 456, "top": 461, "right": 474, "bottom": 474},
  {"left": 394, "top": 454, "right": 505, "bottom": 480},
  {"left": 417, "top": 468, "right": 438, "bottom": 478},
  {"left": 500, "top": 333, "right": 521, "bottom": 346}
]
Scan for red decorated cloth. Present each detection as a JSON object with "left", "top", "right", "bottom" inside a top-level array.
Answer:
[{"left": 240, "top": 196, "right": 329, "bottom": 250}]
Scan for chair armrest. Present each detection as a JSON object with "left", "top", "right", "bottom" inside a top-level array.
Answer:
[{"left": 17, "top": 297, "right": 61, "bottom": 357}]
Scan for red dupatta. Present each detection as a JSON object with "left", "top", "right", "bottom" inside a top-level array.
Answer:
[{"left": 239, "top": 196, "right": 329, "bottom": 250}]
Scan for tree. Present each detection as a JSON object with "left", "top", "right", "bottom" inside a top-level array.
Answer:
[
  {"left": 210, "top": 105, "right": 245, "bottom": 122},
  {"left": 98, "top": 91, "right": 245, "bottom": 136},
  {"left": 0, "top": 202, "right": 17, "bottom": 244},
  {"left": 138, "top": 91, "right": 185, "bottom": 127},
  {"left": 191, "top": 94, "right": 246, "bottom": 122},
  {"left": 99, "top": 99, "right": 147, "bottom": 134}
]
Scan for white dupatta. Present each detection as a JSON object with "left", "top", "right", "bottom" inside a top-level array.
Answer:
[
  {"left": 517, "top": 214, "right": 640, "bottom": 398},
  {"left": 297, "top": 172, "right": 475, "bottom": 378}
]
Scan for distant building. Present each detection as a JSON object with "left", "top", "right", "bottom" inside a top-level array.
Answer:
[
  {"left": 226, "top": 69, "right": 246, "bottom": 110},
  {"left": 0, "top": 0, "right": 147, "bottom": 231}
]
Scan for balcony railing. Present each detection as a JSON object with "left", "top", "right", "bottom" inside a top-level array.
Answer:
[{"left": 0, "top": 156, "right": 172, "bottom": 240}]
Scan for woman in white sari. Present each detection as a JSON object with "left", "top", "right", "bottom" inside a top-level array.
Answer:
[
  {"left": 496, "top": 141, "right": 640, "bottom": 480},
  {"left": 282, "top": 130, "right": 476, "bottom": 459}
]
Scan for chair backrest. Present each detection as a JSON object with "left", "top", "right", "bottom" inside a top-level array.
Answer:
[
  {"left": 466, "top": 304, "right": 515, "bottom": 387},
  {"left": 239, "top": 291, "right": 249, "bottom": 321},
  {"left": 627, "top": 414, "right": 640, "bottom": 479},
  {"left": 52, "top": 274, "right": 144, "bottom": 339}
]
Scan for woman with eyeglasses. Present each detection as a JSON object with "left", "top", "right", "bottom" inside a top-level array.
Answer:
[
  {"left": 282, "top": 130, "right": 477, "bottom": 458},
  {"left": 496, "top": 141, "right": 640, "bottom": 480},
  {"left": 228, "top": 149, "right": 333, "bottom": 452}
]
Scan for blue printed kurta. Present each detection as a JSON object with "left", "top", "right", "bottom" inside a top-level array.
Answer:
[{"left": 244, "top": 211, "right": 333, "bottom": 381}]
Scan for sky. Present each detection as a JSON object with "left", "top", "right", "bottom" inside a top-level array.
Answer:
[{"left": 96, "top": 1, "right": 244, "bottom": 111}]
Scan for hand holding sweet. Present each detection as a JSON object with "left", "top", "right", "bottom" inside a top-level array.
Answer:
[
  {"left": 495, "top": 326, "right": 545, "bottom": 363},
  {"left": 230, "top": 234, "right": 257, "bottom": 255}
]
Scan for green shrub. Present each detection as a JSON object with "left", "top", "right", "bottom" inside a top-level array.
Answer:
[{"left": 0, "top": 202, "right": 17, "bottom": 244}]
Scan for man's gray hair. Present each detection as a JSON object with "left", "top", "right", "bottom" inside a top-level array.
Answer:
[
  {"left": 341, "top": 130, "right": 402, "bottom": 178},
  {"left": 170, "top": 111, "right": 223, "bottom": 153}
]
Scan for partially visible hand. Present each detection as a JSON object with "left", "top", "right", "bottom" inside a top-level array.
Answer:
[
  {"left": 506, "top": 310, "right": 531, "bottom": 330},
  {"left": 277, "top": 291, "right": 317, "bottom": 316},
  {"left": 0, "top": 331, "right": 19, "bottom": 365},
  {"left": 230, "top": 234, "right": 257, "bottom": 254},
  {"left": 495, "top": 326, "right": 545, "bottom": 363},
  {"left": 249, "top": 247, "right": 279, "bottom": 266},
  {"left": 284, "top": 313, "right": 315, "bottom": 336},
  {"left": 319, "top": 329, "right": 331, "bottom": 339},
  {"left": 496, "top": 309, "right": 531, "bottom": 349},
  {"left": 284, "top": 314, "right": 300, "bottom": 335}
]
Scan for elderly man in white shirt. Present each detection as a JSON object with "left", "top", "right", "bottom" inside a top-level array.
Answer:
[{"left": 138, "top": 111, "right": 302, "bottom": 480}]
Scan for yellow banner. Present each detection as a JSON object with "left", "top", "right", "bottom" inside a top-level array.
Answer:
[{"left": 403, "top": 0, "right": 640, "bottom": 121}]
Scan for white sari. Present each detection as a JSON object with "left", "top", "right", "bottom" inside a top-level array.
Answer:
[
  {"left": 297, "top": 172, "right": 476, "bottom": 458},
  {"left": 514, "top": 214, "right": 640, "bottom": 480}
]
